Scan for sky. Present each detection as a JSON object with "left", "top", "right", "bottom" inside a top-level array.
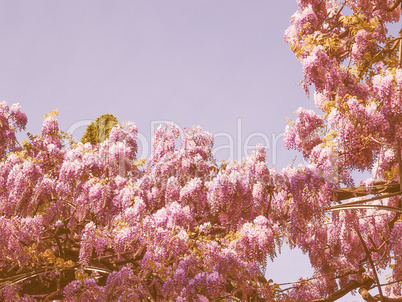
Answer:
[
  {"left": 0, "top": 0, "right": 313, "bottom": 167},
  {"left": 0, "top": 0, "right": 353, "bottom": 298}
]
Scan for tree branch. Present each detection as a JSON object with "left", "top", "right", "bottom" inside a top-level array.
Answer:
[
  {"left": 312, "top": 280, "right": 360, "bottom": 302},
  {"left": 334, "top": 181, "right": 400, "bottom": 201},
  {"left": 375, "top": 296, "right": 402, "bottom": 302},
  {"left": 387, "top": 0, "right": 402, "bottom": 11},
  {"left": 355, "top": 228, "right": 384, "bottom": 302},
  {"left": 329, "top": 203, "right": 402, "bottom": 214}
]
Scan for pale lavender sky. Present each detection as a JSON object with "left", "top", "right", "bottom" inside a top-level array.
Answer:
[
  {"left": 0, "top": 0, "right": 326, "bottom": 294},
  {"left": 0, "top": 0, "right": 314, "bottom": 167}
]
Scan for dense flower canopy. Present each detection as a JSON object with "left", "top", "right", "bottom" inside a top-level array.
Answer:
[
  {"left": 0, "top": 104, "right": 334, "bottom": 301},
  {"left": 283, "top": 0, "right": 402, "bottom": 300},
  {"left": 1, "top": 0, "right": 402, "bottom": 301}
]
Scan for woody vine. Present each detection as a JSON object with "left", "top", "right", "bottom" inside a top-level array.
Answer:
[{"left": 0, "top": 0, "right": 402, "bottom": 301}]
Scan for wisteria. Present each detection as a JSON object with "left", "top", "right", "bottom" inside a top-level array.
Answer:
[
  {"left": 0, "top": 0, "right": 402, "bottom": 300},
  {"left": 0, "top": 107, "right": 281, "bottom": 300},
  {"left": 0, "top": 102, "right": 27, "bottom": 158},
  {"left": 282, "top": 0, "right": 402, "bottom": 300}
]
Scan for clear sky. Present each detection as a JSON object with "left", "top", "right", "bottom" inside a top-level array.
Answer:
[
  {"left": 0, "top": 0, "right": 333, "bottom": 297},
  {"left": 0, "top": 1, "right": 314, "bottom": 167}
]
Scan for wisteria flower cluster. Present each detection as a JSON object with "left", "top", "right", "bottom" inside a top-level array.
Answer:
[
  {"left": 0, "top": 105, "right": 283, "bottom": 300},
  {"left": 282, "top": 0, "right": 402, "bottom": 300},
  {"left": 1, "top": 1, "right": 402, "bottom": 300},
  {"left": 0, "top": 97, "right": 399, "bottom": 301}
]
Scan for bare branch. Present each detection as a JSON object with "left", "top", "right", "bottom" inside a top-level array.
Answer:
[
  {"left": 329, "top": 203, "right": 402, "bottom": 214},
  {"left": 311, "top": 280, "right": 361, "bottom": 302},
  {"left": 334, "top": 181, "right": 401, "bottom": 201},
  {"left": 375, "top": 296, "right": 402, "bottom": 302},
  {"left": 387, "top": 0, "right": 402, "bottom": 11},
  {"left": 355, "top": 227, "right": 384, "bottom": 302}
]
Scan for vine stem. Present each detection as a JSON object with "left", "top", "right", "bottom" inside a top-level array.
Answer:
[
  {"left": 399, "top": 28, "right": 402, "bottom": 68},
  {"left": 398, "top": 145, "right": 402, "bottom": 192},
  {"left": 354, "top": 226, "right": 384, "bottom": 302}
]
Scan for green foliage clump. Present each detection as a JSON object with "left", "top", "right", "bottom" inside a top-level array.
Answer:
[{"left": 80, "top": 114, "right": 119, "bottom": 145}]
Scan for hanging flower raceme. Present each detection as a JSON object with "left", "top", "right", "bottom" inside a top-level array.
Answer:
[{"left": 0, "top": 102, "right": 27, "bottom": 158}]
